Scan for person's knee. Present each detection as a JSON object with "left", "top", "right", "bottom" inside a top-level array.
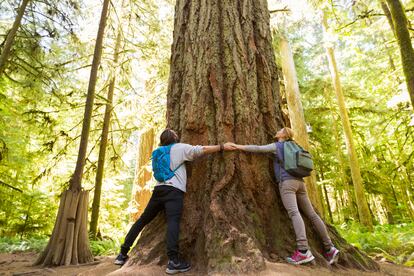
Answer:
[
  {"left": 307, "top": 211, "right": 320, "bottom": 222},
  {"left": 287, "top": 208, "right": 300, "bottom": 218},
  {"left": 167, "top": 214, "right": 181, "bottom": 225}
]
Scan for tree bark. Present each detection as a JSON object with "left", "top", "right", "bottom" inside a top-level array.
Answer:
[
  {"left": 36, "top": 0, "right": 110, "bottom": 265},
  {"left": 385, "top": 0, "right": 414, "bottom": 107},
  {"left": 90, "top": 11, "right": 124, "bottom": 239},
  {"left": 322, "top": 13, "right": 373, "bottom": 231},
  {"left": 279, "top": 35, "right": 323, "bottom": 214},
  {"left": 130, "top": 128, "right": 155, "bottom": 221},
  {"left": 122, "top": 1, "right": 379, "bottom": 273},
  {"left": 0, "top": 0, "right": 30, "bottom": 75}
]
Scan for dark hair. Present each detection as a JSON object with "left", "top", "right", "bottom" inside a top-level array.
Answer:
[{"left": 159, "top": 129, "right": 179, "bottom": 146}]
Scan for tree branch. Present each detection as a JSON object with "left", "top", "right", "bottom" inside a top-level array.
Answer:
[
  {"left": 269, "top": 7, "right": 290, "bottom": 14},
  {"left": 0, "top": 180, "right": 23, "bottom": 193}
]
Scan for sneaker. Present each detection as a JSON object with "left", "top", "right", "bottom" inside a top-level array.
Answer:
[
  {"left": 324, "top": 247, "right": 340, "bottom": 265},
  {"left": 114, "top": 253, "right": 128, "bottom": 265},
  {"left": 286, "top": 249, "right": 315, "bottom": 265},
  {"left": 166, "top": 258, "right": 191, "bottom": 274}
]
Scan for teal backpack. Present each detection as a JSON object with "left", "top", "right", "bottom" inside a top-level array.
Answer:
[{"left": 281, "top": 141, "right": 314, "bottom": 177}]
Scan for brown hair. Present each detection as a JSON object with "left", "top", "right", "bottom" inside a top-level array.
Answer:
[
  {"left": 283, "top": 127, "right": 295, "bottom": 140},
  {"left": 274, "top": 127, "right": 295, "bottom": 141},
  {"left": 159, "top": 128, "right": 179, "bottom": 146}
]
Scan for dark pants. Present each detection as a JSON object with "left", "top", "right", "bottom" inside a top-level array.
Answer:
[{"left": 120, "top": 185, "right": 184, "bottom": 260}]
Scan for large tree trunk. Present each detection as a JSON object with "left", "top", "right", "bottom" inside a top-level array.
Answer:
[
  {"left": 384, "top": 0, "right": 414, "bottom": 108},
  {"left": 122, "top": 0, "right": 379, "bottom": 273},
  {"left": 0, "top": 0, "right": 30, "bottom": 75},
  {"left": 35, "top": 0, "right": 110, "bottom": 266},
  {"left": 130, "top": 128, "right": 155, "bottom": 221},
  {"left": 279, "top": 35, "right": 323, "bottom": 214},
  {"left": 90, "top": 12, "right": 124, "bottom": 239},
  {"left": 322, "top": 13, "right": 373, "bottom": 231}
]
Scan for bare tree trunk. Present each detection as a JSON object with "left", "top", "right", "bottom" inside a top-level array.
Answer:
[
  {"left": 384, "top": 0, "right": 414, "bottom": 107},
  {"left": 119, "top": 1, "right": 379, "bottom": 274},
  {"left": 90, "top": 10, "right": 124, "bottom": 239},
  {"left": 321, "top": 174, "right": 333, "bottom": 223},
  {"left": 35, "top": 0, "right": 110, "bottom": 266},
  {"left": 0, "top": 0, "right": 30, "bottom": 74},
  {"left": 322, "top": 13, "right": 373, "bottom": 231},
  {"left": 324, "top": 86, "right": 358, "bottom": 220},
  {"left": 380, "top": 1, "right": 395, "bottom": 35},
  {"left": 279, "top": 35, "right": 323, "bottom": 214},
  {"left": 69, "top": 0, "right": 110, "bottom": 192},
  {"left": 130, "top": 128, "right": 155, "bottom": 221},
  {"left": 382, "top": 194, "right": 395, "bottom": 224}
]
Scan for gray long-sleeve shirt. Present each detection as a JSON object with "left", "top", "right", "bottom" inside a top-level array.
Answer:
[
  {"left": 243, "top": 142, "right": 303, "bottom": 182},
  {"left": 155, "top": 143, "right": 204, "bottom": 192}
]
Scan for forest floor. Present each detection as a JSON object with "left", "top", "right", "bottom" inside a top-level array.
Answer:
[{"left": 1, "top": 252, "right": 413, "bottom": 276}]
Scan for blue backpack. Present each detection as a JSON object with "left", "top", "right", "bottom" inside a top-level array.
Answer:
[{"left": 151, "top": 144, "right": 183, "bottom": 182}]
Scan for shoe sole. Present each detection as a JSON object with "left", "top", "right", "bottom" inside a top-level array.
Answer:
[
  {"left": 114, "top": 260, "right": 126, "bottom": 265},
  {"left": 329, "top": 251, "right": 340, "bottom": 265},
  {"left": 286, "top": 255, "right": 315, "bottom": 265},
  {"left": 165, "top": 266, "right": 191, "bottom": 274}
]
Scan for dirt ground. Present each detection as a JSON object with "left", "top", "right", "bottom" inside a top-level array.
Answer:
[{"left": 1, "top": 252, "right": 413, "bottom": 276}]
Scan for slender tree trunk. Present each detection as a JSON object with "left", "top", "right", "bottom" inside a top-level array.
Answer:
[
  {"left": 384, "top": 0, "right": 414, "bottom": 107},
  {"left": 382, "top": 195, "right": 395, "bottom": 224},
  {"left": 35, "top": 0, "right": 110, "bottom": 265},
  {"left": 69, "top": 0, "right": 110, "bottom": 191},
  {"left": 279, "top": 35, "right": 323, "bottom": 213},
  {"left": 322, "top": 13, "right": 373, "bottom": 231},
  {"left": 130, "top": 128, "right": 155, "bottom": 221},
  {"left": 90, "top": 12, "right": 124, "bottom": 239},
  {"left": 322, "top": 181, "right": 333, "bottom": 224},
  {"left": 381, "top": 1, "right": 395, "bottom": 35},
  {"left": 325, "top": 87, "right": 358, "bottom": 220},
  {"left": 119, "top": 1, "right": 378, "bottom": 273},
  {"left": 0, "top": 0, "right": 30, "bottom": 74},
  {"left": 333, "top": 189, "right": 341, "bottom": 223}
]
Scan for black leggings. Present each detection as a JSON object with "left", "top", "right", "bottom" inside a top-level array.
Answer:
[{"left": 121, "top": 185, "right": 184, "bottom": 260}]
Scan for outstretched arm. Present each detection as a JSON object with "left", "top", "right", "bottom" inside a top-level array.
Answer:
[
  {"left": 227, "top": 143, "right": 277, "bottom": 153},
  {"left": 202, "top": 143, "right": 236, "bottom": 154}
]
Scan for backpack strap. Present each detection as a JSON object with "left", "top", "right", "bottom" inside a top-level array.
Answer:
[
  {"left": 172, "top": 162, "right": 184, "bottom": 172},
  {"left": 274, "top": 142, "right": 282, "bottom": 164}
]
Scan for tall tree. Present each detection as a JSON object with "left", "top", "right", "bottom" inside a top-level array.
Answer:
[
  {"left": 35, "top": 0, "right": 110, "bottom": 265},
  {"left": 0, "top": 0, "right": 30, "bottom": 75},
  {"left": 120, "top": 0, "right": 378, "bottom": 273},
  {"left": 322, "top": 12, "right": 373, "bottom": 230},
  {"left": 383, "top": 0, "right": 414, "bottom": 107},
  {"left": 90, "top": 10, "right": 124, "bottom": 239},
  {"left": 279, "top": 33, "right": 323, "bottom": 214}
]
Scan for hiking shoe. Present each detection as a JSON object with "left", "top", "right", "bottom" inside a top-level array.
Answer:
[
  {"left": 286, "top": 249, "right": 315, "bottom": 265},
  {"left": 166, "top": 259, "right": 191, "bottom": 274},
  {"left": 324, "top": 247, "right": 340, "bottom": 265},
  {"left": 114, "top": 253, "right": 128, "bottom": 265}
]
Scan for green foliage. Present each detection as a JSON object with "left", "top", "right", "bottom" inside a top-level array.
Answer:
[
  {"left": 89, "top": 238, "right": 122, "bottom": 256},
  {"left": 0, "top": 237, "right": 48, "bottom": 253},
  {"left": 337, "top": 222, "right": 414, "bottom": 266},
  {"left": 0, "top": 0, "right": 174, "bottom": 239},
  {"left": 0, "top": 236, "right": 122, "bottom": 256},
  {"left": 273, "top": 0, "right": 414, "bottom": 225}
]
